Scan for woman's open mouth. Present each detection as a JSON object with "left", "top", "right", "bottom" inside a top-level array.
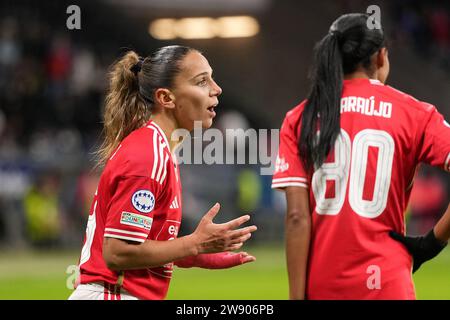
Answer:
[{"left": 207, "top": 104, "right": 218, "bottom": 117}]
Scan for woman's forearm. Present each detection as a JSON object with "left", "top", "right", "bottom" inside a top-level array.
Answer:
[
  {"left": 286, "top": 212, "right": 311, "bottom": 300},
  {"left": 284, "top": 186, "right": 311, "bottom": 300},
  {"left": 103, "top": 234, "right": 199, "bottom": 270},
  {"left": 103, "top": 203, "right": 257, "bottom": 271}
]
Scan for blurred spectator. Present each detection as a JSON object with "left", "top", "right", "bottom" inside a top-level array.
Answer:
[
  {"left": 23, "top": 170, "right": 62, "bottom": 248},
  {"left": 0, "top": 17, "right": 20, "bottom": 67},
  {"left": 74, "top": 167, "right": 100, "bottom": 218},
  {"left": 429, "top": 7, "right": 450, "bottom": 49},
  {"left": 407, "top": 166, "right": 448, "bottom": 235},
  {"left": 70, "top": 48, "right": 96, "bottom": 96},
  {"left": 429, "top": 6, "right": 450, "bottom": 69},
  {"left": 0, "top": 110, "right": 4, "bottom": 136},
  {"left": 45, "top": 35, "right": 72, "bottom": 96},
  {"left": 0, "top": 162, "right": 31, "bottom": 248},
  {"left": 236, "top": 168, "right": 262, "bottom": 213}
]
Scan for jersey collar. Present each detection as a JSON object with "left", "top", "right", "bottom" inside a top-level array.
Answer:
[{"left": 343, "top": 78, "right": 382, "bottom": 85}]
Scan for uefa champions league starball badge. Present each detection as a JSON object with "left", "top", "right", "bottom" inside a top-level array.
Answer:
[{"left": 131, "top": 190, "right": 155, "bottom": 213}]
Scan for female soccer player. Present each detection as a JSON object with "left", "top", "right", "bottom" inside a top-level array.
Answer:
[
  {"left": 272, "top": 13, "right": 450, "bottom": 299},
  {"left": 69, "top": 46, "right": 257, "bottom": 300}
]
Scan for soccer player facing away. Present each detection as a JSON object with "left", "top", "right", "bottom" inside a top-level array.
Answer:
[
  {"left": 69, "top": 46, "right": 257, "bottom": 300},
  {"left": 272, "top": 14, "right": 450, "bottom": 299}
]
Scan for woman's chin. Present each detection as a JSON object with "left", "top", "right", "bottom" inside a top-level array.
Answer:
[{"left": 202, "top": 118, "right": 214, "bottom": 129}]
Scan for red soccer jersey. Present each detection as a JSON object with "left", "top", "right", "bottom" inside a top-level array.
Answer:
[
  {"left": 272, "top": 78, "right": 450, "bottom": 299},
  {"left": 77, "top": 120, "right": 182, "bottom": 300}
]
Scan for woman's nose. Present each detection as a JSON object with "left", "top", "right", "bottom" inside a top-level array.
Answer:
[{"left": 211, "top": 80, "right": 222, "bottom": 96}]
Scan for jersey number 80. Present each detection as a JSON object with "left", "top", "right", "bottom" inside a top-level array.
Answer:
[{"left": 312, "top": 129, "right": 395, "bottom": 219}]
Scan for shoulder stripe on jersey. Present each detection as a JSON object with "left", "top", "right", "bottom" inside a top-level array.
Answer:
[
  {"left": 271, "top": 182, "right": 309, "bottom": 189},
  {"left": 93, "top": 200, "right": 98, "bottom": 214},
  {"left": 151, "top": 129, "right": 159, "bottom": 180},
  {"left": 104, "top": 234, "right": 145, "bottom": 243},
  {"left": 147, "top": 125, "right": 169, "bottom": 185},
  {"left": 105, "top": 228, "right": 148, "bottom": 238},
  {"left": 159, "top": 154, "right": 170, "bottom": 184},
  {"left": 272, "top": 177, "right": 308, "bottom": 183},
  {"left": 156, "top": 138, "right": 167, "bottom": 183},
  {"left": 149, "top": 122, "right": 170, "bottom": 147}
]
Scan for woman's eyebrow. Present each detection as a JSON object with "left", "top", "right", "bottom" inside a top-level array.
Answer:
[{"left": 190, "top": 70, "right": 213, "bottom": 81}]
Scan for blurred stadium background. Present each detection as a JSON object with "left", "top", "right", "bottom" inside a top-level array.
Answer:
[{"left": 0, "top": 0, "right": 449, "bottom": 299}]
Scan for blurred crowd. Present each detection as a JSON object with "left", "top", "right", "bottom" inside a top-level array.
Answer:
[
  {"left": 0, "top": 1, "right": 449, "bottom": 249},
  {"left": 390, "top": 0, "right": 450, "bottom": 73},
  {"left": 0, "top": 1, "right": 111, "bottom": 249}
]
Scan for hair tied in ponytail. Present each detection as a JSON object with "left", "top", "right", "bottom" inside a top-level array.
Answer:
[
  {"left": 130, "top": 57, "right": 144, "bottom": 75},
  {"left": 329, "top": 29, "right": 343, "bottom": 39}
]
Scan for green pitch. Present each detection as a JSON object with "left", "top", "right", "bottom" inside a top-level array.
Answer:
[{"left": 0, "top": 245, "right": 448, "bottom": 300}]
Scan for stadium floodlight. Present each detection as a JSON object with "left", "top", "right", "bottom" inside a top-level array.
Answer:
[
  {"left": 148, "top": 18, "right": 177, "bottom": 40},
  {"left": 148, "top": 16, "right": 260, "bottom": 40},
  {"left": 215, "top": 16, "right": 259, "bottom": 38},
  {"left": 175, "top": 18, "right": 216, "bottom": 39}
]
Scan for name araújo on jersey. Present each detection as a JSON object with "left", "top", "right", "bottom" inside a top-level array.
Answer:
[{"left": 341, "top": 96, "right": 392, "bottom": 118}]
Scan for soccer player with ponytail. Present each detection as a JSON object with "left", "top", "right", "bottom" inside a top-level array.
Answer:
[
  {"left": 69, "top": 46, "right": 257, "bottom": 300},
  {"left": 272, "top": 14, "right": 450, "bottom": 299}
]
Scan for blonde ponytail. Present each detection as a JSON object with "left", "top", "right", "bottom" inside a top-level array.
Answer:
[{"left": 97, "top": 51, "right": 150, "bottom": 166}]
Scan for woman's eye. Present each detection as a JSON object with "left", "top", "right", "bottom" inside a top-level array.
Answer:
[{"left": 197, "top": 78, "right": 207, "bottom": 86}]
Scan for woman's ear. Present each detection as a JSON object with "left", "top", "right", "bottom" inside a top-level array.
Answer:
[
  {"left": 377, "top": 47, "right": 388, "bottom": 69},
  {"left": 376, "top": 47, "right": 390, "bottom": 84},
  {"left": 154, "top": 88, "right": 176, "bottom": 109}
]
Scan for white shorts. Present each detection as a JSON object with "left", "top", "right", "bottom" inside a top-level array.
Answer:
[{"left": 68, "top": 282, "right": 139, "bottom": 300}]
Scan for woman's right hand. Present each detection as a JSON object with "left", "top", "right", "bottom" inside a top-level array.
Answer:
[{"left": 190, "top": 203, "right": 257, "bottom": 254}]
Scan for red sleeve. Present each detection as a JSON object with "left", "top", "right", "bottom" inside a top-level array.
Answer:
[
  {"left": 272, "top": 114, "right": 309, "bottom": 190},
  {"left": 417, "top": 105, "right": 450, "bottom": 172},
  {"left": 104, "top": 175, "right": 160, "bottom": 243}
]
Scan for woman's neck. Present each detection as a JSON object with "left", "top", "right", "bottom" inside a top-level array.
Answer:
[
  {"left": 150, "top": 112, "right": 186, "bottom": 152},
  {"left": 343, "top": 71, "right": 370, "bottom": 80}
]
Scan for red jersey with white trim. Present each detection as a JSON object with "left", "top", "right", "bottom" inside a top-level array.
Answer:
[
  {"left": 77, "top": 120, "right": 182, "bottom": 300},
  {"left": 272, "top": 78, "right": 450, "bottom": 299}
]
